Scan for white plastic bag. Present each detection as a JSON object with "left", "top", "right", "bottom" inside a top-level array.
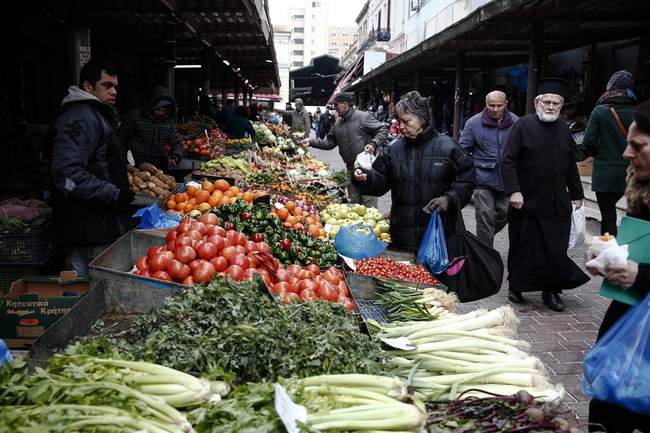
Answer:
[
  {"left": 354, "top": 151, "right": 377, "bottom": 171},
  {"left": 588, "top": 234, "right": 618, "bottom": 257},
  {"left": 568, "top": 205, "right": 586, "bottom": 250},
  {"left": 586, "top": 244, "right": 629, "bottom": 276}
]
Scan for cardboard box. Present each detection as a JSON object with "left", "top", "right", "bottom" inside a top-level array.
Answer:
[
  {"left": 0, "top": 271, "right": 88, "bottom": 349},
  {"left": 578, "top": 157, "right": 593, "bottom": 177}
]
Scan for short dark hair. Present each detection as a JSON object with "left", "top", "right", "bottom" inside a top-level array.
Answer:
[
  {"left": 79, "top": 59, "right": 118, "bottom": 88},
  {"left": 395, "top": 91, "right": 431, "bottom": 126}
]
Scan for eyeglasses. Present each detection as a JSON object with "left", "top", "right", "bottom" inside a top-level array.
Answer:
[{"left": 540, "top": 100, "right": 562, "bottom": 107}]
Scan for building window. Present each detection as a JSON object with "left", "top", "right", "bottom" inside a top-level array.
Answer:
[
  {"left": 293, "top": 14, "right": 304, "bottom": 19},
  {"left": 293, "top": 50, "right": 304, "bottom": 55},
  {"left": 292, "top": 61, "right": 303, "bottom": 67},
  {"left": 293, "top": 27, "right": 304, "bottom": 33},
  {"left": 293, "top": 38, "right": 304, "bottom": 44},
  {"left": 312, "top": 2, "right": 320, "bottom": 7}
]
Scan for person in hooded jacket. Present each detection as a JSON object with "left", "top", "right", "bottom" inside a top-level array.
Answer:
[
  {"left": 583, "top": 70, "right": 637, "bottom": 236},
  {"left": 118, "top": 86, "right": 183, "bottom": 171},
  {"left": 353, "top": 91, "right": 475, "bottom": 251},
  {"left": 48, "top": 59, "right": 132, "bottom": 277}
]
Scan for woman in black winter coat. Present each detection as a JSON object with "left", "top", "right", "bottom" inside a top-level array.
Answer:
[
  {"left": 586, "top": 99, "right": 650, "bottom": 433},
  {"left": 353, "top": 91, "right": 475, "bottom": 251}
]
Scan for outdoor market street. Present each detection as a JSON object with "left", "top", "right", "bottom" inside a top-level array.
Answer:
[{"left": 310, "top": 145, "right": 607, "bottom": 424}]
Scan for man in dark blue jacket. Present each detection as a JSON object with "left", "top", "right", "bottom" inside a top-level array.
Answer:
[
  {"left": 48, "top": 59, "right": 132, "bottom": 276},
  {"left": 459, "top": 90, "right": 519, "bottom": 245}
]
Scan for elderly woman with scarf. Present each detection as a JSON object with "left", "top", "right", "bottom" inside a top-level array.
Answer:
[
  {"left": 583, "top": 70, "right": 637, "bottom": 236},
  {"left": 586, "top": 99, "right": 650, "bottom": 432},
  {"left": 352, "top": 91, "right": 475, "bottom": 252}
]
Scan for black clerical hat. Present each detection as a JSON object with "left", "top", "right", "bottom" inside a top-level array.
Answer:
[{"left": 537, "top": 77, "right": 567, "bottom": 97}]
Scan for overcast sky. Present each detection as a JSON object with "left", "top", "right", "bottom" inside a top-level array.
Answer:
[{"left": 269, "top": 0, "right": 365, "bottom": 27}]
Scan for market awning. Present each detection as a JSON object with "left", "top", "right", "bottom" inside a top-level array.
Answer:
[
  {"left": 327, "top": 55, "right": 364, "bottom": 105},
  {"left": 216, "top": 92, "right": 282, "bottom": 102}
]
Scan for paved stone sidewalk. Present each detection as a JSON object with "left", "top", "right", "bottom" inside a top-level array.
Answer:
[{"left": 310, "top": 145, "right": 606, "bottom": 425}]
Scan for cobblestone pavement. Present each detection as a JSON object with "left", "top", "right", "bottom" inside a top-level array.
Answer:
[{"left": 310, "top": 145, "right": 606, "bottom": 425}]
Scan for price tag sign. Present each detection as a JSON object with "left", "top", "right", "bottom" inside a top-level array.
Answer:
[
  {"left": 339, "top": 254, "right": 356, "bottom": 271},
  {"left": 274, "top": 384, "right": 307, "bottom": 433},
  {"left": 380, "top": 337, "right": 416, "bottom": 351}
]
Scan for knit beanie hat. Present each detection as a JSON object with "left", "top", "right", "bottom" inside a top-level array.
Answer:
[{"left": 606, "top": 70, "right": 634, "bottom": 91}]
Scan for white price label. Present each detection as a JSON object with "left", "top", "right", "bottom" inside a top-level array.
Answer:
[
  {"left": 274, "top": 202, "right": 285, "bottom": 209},
  {"left": 380, "top": 337, "right": 416, "bottom": 351},
  {"left": 186, "top": 181, "right": 201, "bottom": 189},
  {"left": 274, "top": 384, "right": 307, "bottom": 433},
  {"left": 339, "top": 254, "right": 356, "bottom": 271}
]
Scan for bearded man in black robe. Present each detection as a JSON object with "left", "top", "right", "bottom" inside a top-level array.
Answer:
[{"left": 501, "top": 78, "right": 590, "bottom": 311}]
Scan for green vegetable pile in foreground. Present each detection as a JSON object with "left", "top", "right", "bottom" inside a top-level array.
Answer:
[
  {"left": 190, "top": 374, "right": 426, "bottom": 433},
  {"left": 375, "top": 277, "right": 458, "bottom": 322},
  {"left": 83, "top": 277, "right": 384, "bottom": 382}
]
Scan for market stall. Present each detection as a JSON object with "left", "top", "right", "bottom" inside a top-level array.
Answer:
[{"left": 0, "top": 120, "right": 577, "bottom": 433}]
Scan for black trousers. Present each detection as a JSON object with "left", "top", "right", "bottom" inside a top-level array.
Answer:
[
  {"left": 596, "top": 192, "right": 624, "bottom": 236},
  {"left": 588, "top": 301, "right": 650, "bottom": 432}
]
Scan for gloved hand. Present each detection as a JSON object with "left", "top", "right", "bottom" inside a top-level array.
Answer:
[
  {"left": 117, "top": 188, "right": 135, "bottom": 204},
  {"left": 423, "top": 196, "right": 448, "bottom": 214}
]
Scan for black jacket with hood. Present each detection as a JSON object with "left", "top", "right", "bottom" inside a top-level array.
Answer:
[
  {"left": 48, "top": 86, "right": 131, "bottom": 245},
  {"left": 354, "top": 125, "right": 475, "bottom": 251},
  {"left": 118, "top": 86, "right": 183, "bottom": 167}
]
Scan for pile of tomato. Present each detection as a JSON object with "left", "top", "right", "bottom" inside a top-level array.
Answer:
[
  {"left": 353, "top": 257, "right": 440, "bottom": 285},
  {"left": 132, "top": 215, "right": 355, "bottom": 311},
  {"left": 270, "top": 266, "right": 353, "bottom": 311}
]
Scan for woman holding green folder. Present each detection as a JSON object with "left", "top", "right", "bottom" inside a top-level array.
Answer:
[{"left": 587, "top": 99, "right": 650, "bottom": 432}]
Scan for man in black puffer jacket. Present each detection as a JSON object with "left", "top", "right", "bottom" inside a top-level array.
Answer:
[
  {"left": 354, "top": 91, "right": 475, "bottom": 251},
  {"left": 48, "top": 59, "right": 133, "bottom": 276}
]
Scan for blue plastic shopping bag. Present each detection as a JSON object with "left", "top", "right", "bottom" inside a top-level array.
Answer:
[
  {"left": 582, "top": 290, "right": 650, "bottom": 415},
  {"left": 334, "top": 224, "right": 388, "bottom": 259},
  {"left": 132, "top": 203, "right": 181, "bottom": 229},
  {"left": 0, "top": 339, "right": 12, "bottom": 367},
  {"left": 417, "top": 212, "right": 449, "bottom": 274}
]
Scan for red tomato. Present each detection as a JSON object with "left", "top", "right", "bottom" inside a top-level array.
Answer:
[
  {"left": 186, "top": 229, "right": 203, "bottom": 241},
  {"left": 175, "top": 245, "right": 197, "bottom": 264},
  {"left": 297, "top": 270, "right": 315, "bottom": 280},
  {"left": 193, "top": 221, "right": 208, "bottom": 236},
  {"left": 220, "top": 246, "right": 238, "bottom": 261},
  {"left": 317, "top": 283, "right": 339, "bottom": 302},
  {"left": 261, "top": 274, "right": 273, "bottom": 289},
  {"left": 338, "top": 296, "right": 354, "bottom": 311},
  {"left": 243, "top": 268, "right": 257, "bottom": 280},
  {"left": 176, "top": 220, "right": 193, "bottom": 234},
  {"left": 223, "top": 221, "right": 235, "bottom": 231},
  {"left": 286, "top": 279, "right": 301, "bottom": 294},
  {"left": 286, "top": 264, "right": 302, "bottom": 276},
  {"left": 176, "top": 264, "right": 191, "bottom": 281},
  {"left": 305, "top": 264, "right": 320, "bottom": 275},
  {"left": 225, "top": 265, "right": 245, "bottom": 281},
  {"left": 138, "top": 269, "right": 151, "bottom": 278},
  {"left": 225, "top": 230, "right": 237, "bottom": 239},
  {"left": 152, "top": 270, "right": 172, "bottom": 282},
  {"left": 247, "top": 254, "right": 259, "bottom": 268},
  {"left": 233, "top": 245, "right": 245, "bottom": 255},
  {"left": 338, "top": 280, "right": 350, "bottom": 297},
  {"left": 299, "top": 279, "right": 320, "bottom": 293},
  {"left": 188, "top": 259, "right": 207, "bottom": 273},
  {"left": 210, "top": 256, "right": 228, "bottom": 272},
  {"left": 272, "top": 282, "right": 290, "bottom": 294},
  {"left": 182, "top": 275, "right": 194, "bottom": 286},
  {"left": 283, "top": 292, "right": 301, "bottom": 304},
  {"left": 165, "top": 259, "right": 183, "bottom": 278},
  {"left": 244, "top": 240, "right": 258, "bottom": 254},
  {"left": 193, "top": 261, "right": 216, "bottom": 283},
  {"left": 257, "top": 242, "right": 270, "bottom": 252},
  {"left": 300, "top": 289, "right": 318, "bottom": 302},
  {"left": 251, "top": 233, "right": 265, "bottom": 243},
  {"left": 149, "top": 253, "right": 171, "bottom": 272},
  {"left": 147, "top": 246, "right": 165, "bottom": 259},
  {"left": 196, "top": 242, "right": 218, "bottom": 260},
  {"left": 166, "top": 230, "right": 178, "bottom": 242},
  {"left": 234, "top": 233, "right": 248, "bottom": 246},
  {"left": 166, "top": 240, "right": 177, "bottom": 252},
  {"left": 207, "top": 225, "right": 227, "bottom": 237},
  {"left": 322, "top": 270, "right": 341, "bottom": 285},
  {"left": 200, "top": 213, "right": 219, "bottom": 226},
  {"left": 175, "top": 235, "right": 194, "bottom": 247},
  {"left": 275, "top": 269, "right": 290, "bottom": 282},
  {"left": 136, "top": 256, "right": 149, "bottom": 271},
  {"left": 206, "top": 235, "right": 227, "bottom": 252},
  {"left": 229, "top": 253, "right": 251, "bottom": 269}
]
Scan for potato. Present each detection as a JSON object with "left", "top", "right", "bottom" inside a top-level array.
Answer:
[
  {"left": 126, "top": 165, "right": 137, "bottom": 174},
  {"left": 138, "top": 162, "right": 158, "bottom": 175},
  {"left": 149, "top": 176, "right": 169, "bottom": 191},
  {"left": 149, "top": 185, "right": 167, "bottom": 197},
  {"left": 135, "top": 171, "right": 151, "bottom": 181},
  {"left": 157, "top": 173, "right": 176, "bottom": 189}
]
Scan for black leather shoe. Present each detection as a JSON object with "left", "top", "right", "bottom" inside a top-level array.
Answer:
[
  {"left": 508, "top": 291, "right": 524, "bottom": 303},
  {"left": 542, "top": 292, "right": 565, "bottom": 312}
]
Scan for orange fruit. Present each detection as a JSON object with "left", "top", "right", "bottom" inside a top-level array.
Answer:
[
  {"left": 214, "top": 179, "right": 230, "bottom": 192},
  {"left": 277, "top": 207, "right": 289, "bottom": 221},
  {"left": 308, "top": 225, "right": 320, "bottom": 237},
  {"left": 283, "top": 221, "right": 293, "bottom": 229},
  {"left": 201, "top": 180, "right": 214, "bottom": 193},
  {"left": 208, "top": 193, "right": 220, "bottom": 208},
  {"left": 228, "top": 186, "right": 240, "bottom": 196},
  {"left": 188, "top": 197, "right": 197, "bottom": 205},
  {"left": 318, "top": 228, "right": 326, "bottom": 237},
  {"left": 166, "top": 199, "right": 177, "bottom": 210},
  {"left": 242, "top": 191, "right": 255, "bottom": 203},
  {"left": 305, "top": 215, "right": 316, "bottom": 225},
  {"left": 286, "top": 215, "right": 297, "bottom": 225},
  {"left": 218, "top": 196, "right": 231, "bottom": 206},
  {"left": 285, "top": 201, "right": 296, "bottom": 212},
  {"left": 184, "top": 204, "right": 194, "bottom": 212},
  {"left": 294, "top": 207, "right": 303, "bottom": 216},
  {"left": 198, "top": 202, "right": 211, "bottom": 212},
  {"left": 186, "top": 185, "right": 199, "bottom": 197},
  {"left": 294, "top": 223, "right": 304, "bottom": 231},
  {"left": 175, "top": 192, "right": 188, "bottom": 204},
  {"left": 196, "top": 190, "right": 210, "bottom": 204}
]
